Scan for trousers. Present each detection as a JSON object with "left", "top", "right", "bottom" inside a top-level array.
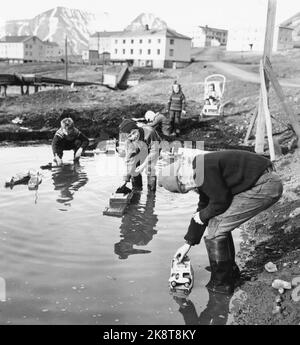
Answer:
[{"left": 206, "top": 172, "right": 283, "bottom": 239}]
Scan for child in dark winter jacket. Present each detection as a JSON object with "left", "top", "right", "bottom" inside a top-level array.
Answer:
[
  {"left": 52, "top": 117, "right": 89, "bottom": 166},
  {"left": 167, "top": 81, "right": 186, "bottom": 135}
]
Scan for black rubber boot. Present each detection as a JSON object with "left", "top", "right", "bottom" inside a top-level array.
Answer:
[
  {"left": 147, "top": 175, "right": 157, "bottom": 192},
  {"left": 132, "top": 174, "right": 143, "bottom": 192},
  {"left": 205, "top": 232, "right": 240, "bottom": 281},
  {"left": 204, "top": 234, "right": 235, "bottom": 295},
  {"left": 227, "top": 232, "right": 240, "bottom": 280}
]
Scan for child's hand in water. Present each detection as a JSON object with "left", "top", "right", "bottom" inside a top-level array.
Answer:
[{"left": 54, "top": 157, "right": 63, "bottom": 166}]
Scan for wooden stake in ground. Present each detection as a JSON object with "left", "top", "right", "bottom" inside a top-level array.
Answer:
[
  {"left": 259, "top": 60, "right": 275, "bottom": 161},
  {"left": 254, "top": 0, "right": 277, "bottom": 155}
]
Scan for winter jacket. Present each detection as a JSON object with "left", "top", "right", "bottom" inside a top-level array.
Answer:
[
  {"left": 167, "top": 90, "right": 186, "bottom": 112},
  {"left": 183, "top": 150, "right": 272, "bottom": 245},
  {"left": 52, "top": 128, "right": 89, "bottom": 155},
  {"left": 124, "top": 125, "right": 161, "bottom": 181},
  {"left": 148, "top": 113, "right": 171, "bottom": 136}
]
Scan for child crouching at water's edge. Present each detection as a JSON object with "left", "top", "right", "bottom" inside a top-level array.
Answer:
[{"left": 52, "top": 117, "right": 89, "bottom": 166}]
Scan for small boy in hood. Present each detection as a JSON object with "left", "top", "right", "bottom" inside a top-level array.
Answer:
[{"left": 167, "top": 81, "right": 186, "bottom": 136}]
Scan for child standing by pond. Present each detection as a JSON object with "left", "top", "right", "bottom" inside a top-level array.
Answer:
[{"left": 167, "top": 81, "right": 186, "bottom": 136}]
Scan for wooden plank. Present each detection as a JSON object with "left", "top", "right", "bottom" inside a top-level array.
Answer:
[
  {"left": 255, "top": 88, "right": 266, "bottom": 154},
  {"left": 265, "top": 57, "right": 300, "bottom": 147},
  {"left": 263, "top": 0, "right": 277, "bottom": 61},
  {"left": 260, "top": 61, "right": 275, "bottom": 161},
  {"left": 255, "top": 0, "right": 277, "bottom": 153},
  {"left": 244, "top": 107, "right": 258, "bottom": 145}
]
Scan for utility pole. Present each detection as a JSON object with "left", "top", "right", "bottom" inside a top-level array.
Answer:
[
  {"left": 255, "top": 0, "right": 277, "bottom": 154},
  {"left": 97, "top": 32, "right": 100, "bottom": 59},
  {"left": 65, "top": 36, "right": 68, "bottom": 81}
]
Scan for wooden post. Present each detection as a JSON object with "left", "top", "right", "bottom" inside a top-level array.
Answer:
[
  {"left": 255, "top": 0, "right": 277, "bottom": 154},
  {"left": 65, "top": 36, "right": 68, "bottom": 81},
  {"left": 260, "top": 60, "right": 275, "bottom": 160},
  {"left": 244, "top": 107, "right": 258, "bottom": 145}
]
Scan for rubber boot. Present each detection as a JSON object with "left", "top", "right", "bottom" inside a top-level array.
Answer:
[
  {"left": 205, "top": 232, "right": 240, "bottom": 280},
  {"left": 147, "top": 175, "right": 157, "bottom": 192},
  {"left": 132, "top": 174, "right": 143, "bottom": 192},
  {"left": 227, "top": 232, "right": 241, "bottom": 281},
  {"left": 204, "top": 234, "right": 235, "bottom": 295}
]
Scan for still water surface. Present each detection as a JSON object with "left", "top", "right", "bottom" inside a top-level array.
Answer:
[{"left": 0, "top": 144, "right": 241, "bottom": 325}]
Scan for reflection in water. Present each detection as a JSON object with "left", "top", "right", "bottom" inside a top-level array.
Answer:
[
  {"left": 114, "top": 192, "right": 158, "bottom": 259},
  {"left": 173, "top": 289, "right": 231, "bottom": 325},
  {"left": 51, "top": 162, "right": 88, "bottom": 206}
]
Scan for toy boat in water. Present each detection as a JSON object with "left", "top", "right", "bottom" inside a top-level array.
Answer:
[
  {"left": 28, "top": 171, "right": 42, "bottom": 190},
  {"left": 169, "top": 256, "right": 194, "bottom": 295},
  {"left": 103, "top": 190, "right": 133, "bottom": 217},
  {"left": 5, "top": 171, "right": 31, "bottom": 188}
]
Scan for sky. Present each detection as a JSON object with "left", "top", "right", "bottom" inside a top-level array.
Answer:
[{"left": 0, "top": 0, "right": 299, "bottom": 35}]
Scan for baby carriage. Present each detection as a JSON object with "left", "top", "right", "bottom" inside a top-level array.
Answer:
[{"left": 200, "top": 74, "right": 226, "bottom": 118}]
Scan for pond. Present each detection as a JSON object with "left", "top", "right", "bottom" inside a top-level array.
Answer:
[{"left": 0, "top": 144, "right": 241, "bottom": 325}]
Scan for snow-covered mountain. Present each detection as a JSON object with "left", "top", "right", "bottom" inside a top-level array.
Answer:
[
  {"left": 0, "top": 9, "right": 170, "bottom": 54},
  {"left": 125, "top": 13, "right": 167, "bottom": 31},
  {"left": 0, "top": 7, "right": 101, "bottom": 54}
]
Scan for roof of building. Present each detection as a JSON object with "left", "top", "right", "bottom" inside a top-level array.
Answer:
[
  {"left": 0, "top": 35, "right": 43, "bottom": 43},
  {"left": 278, "top": 25, "right": 294, "bottom": 30},
  {"left": 43, "top": 41, "right": 60, "bottom": 47},
  {"left": 280, "top": 12, "right": 300, "bottom": 29},
  {"left": 91, "top": 28, "right": 191, "bottom": 40},
  {"left": 199, "top": 26, "right": 228, "bottom": 33},
  {"left": 91, "top": 31, "right": 124, "bottom": 38}
]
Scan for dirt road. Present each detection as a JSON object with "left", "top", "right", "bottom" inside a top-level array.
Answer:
[{"left": 210, "top": 61, "right": 300, "bottom": 88}]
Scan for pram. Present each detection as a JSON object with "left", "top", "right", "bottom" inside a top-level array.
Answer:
[{"left": 200, "top": 74, "right": 226, "bottom": 118}]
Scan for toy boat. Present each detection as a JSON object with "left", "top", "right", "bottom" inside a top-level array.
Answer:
[
  {"left": 103, "top": 192, "right": 133, "bottom": 217},
  {"left": 5, "top": 171, "right": 31, "bottom": 188},
  {"left": 169, "top": 256, "right": 194, "bottom": 295},
  {"left": 28, "top": 172, "right": 42, "bottom": 190}
]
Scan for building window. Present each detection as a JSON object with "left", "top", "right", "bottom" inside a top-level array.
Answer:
[
  {"left": 123, "top": 49, "right": 125, "bottom": 54},
  {"left": 148, "top": 39, "right": 151, "bottom": 43},
  {"left": 158, "top": 39, "right": 161, "bottom": 43},
  {"left": 29, "top": 45, "right": 32, "bottom": 49},
  {"left": 131, "top": 39, "right": 134, "bottom": 44},
  {"left": 115, "top": 49, "right": 118, "bottom": 54},
  {"left": 139, "top": 49, "right": 142, "bottom": 55},
  {"left": 25, "top": 44, "right": 28, "bottom": 48},
  {"left": 130, "top": 49, "right": 133, "bottom": 54},
  {"left": 29, "top": 52, "right": 32, "bottom": 56},
  {"left": 170, "top": 39, "right": 174, "bottom": 45},
  {"left": 139, "top": 39, "right": 143, "bottom": 43},
  {"left": 157, "top": 49, "right": 160, "bottom": 55},
  {"left": 148, "top": 49, "right": 151, "bottom": 55},
  {"left": 115, "top": 39, "right": 118, "bottom": 44},
  {"left": 169, "top": 49, "right": 174, "bottom": 56},
  {"left": 123, "top": 39, "right": 126, "bottom": 44},
  {"left": 25, "top": 52, "right": 28, "bottom": 56}
]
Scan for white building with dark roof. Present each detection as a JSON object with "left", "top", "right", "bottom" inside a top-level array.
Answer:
[
  {"left": 0, "top": 35, "right": 63, "bottom": 62},
  {"left": 191, "top": 25, "right": 228, "bottom": 48},
  {"left": 88, "top": 28, "right": 192, "bottom": 68}
]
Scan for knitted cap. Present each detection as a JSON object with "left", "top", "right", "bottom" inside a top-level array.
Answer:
[
  {"left": 158, "top": 162, "right": 181, "bottom": 193},
  {"left": 145, "top": 110, "right": 156, "bottom": 122},
  {"left": 119, "top": 119, "right": 138, "bottom": 133}
]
